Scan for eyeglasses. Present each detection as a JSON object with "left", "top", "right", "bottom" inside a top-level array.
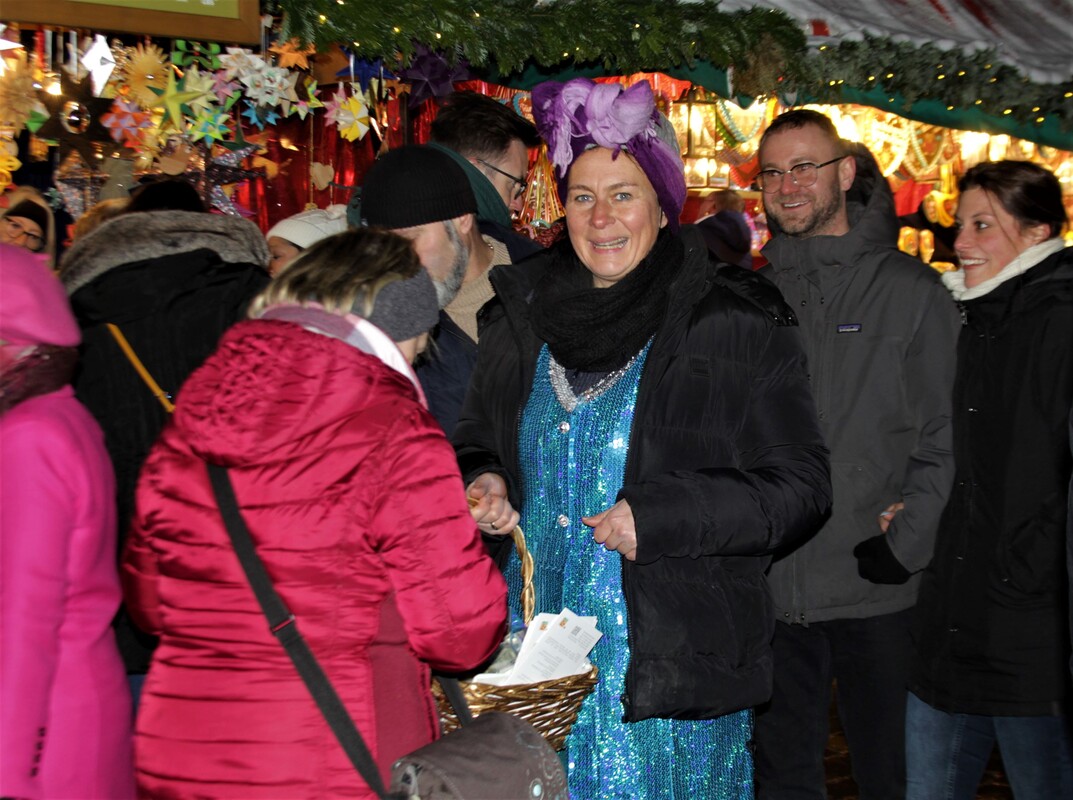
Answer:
[
  {"left": 3, "top": 217, "right": 45, "bottom": 252},
  {"left": 476, "top": 158, "right": 527, "bottom": 200},
  {"left": 756, "top": 156, "right": 845, "bottom": 193}
]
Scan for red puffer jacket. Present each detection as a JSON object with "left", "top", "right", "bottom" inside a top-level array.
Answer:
[{"left": 123, "top": 318, "right": 507, "bottom": 799}]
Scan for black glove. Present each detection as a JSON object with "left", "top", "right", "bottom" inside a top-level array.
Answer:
[{"left": 853, "top": 534, "right": 912, "bottom": 585}]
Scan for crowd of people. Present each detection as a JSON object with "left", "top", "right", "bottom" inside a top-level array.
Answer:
[{"left": 1, "top": 83, "right": 1070, "bottom": 800}]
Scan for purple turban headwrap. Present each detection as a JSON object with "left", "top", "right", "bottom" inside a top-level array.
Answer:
[{"left": 531, "top": 78, "right": 686, "bottom": 232}]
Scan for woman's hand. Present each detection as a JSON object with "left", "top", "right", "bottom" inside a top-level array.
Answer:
[
  {"left": 878, "top": 501, "right": 905, "bottom": 534},
  {"left": 465, "top": 472, "right": 520, "bottom": 536},
  {"left": 583, "top": 499, "right": 638, "bottom": 561}
]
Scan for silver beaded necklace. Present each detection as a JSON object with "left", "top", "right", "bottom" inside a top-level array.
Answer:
[{"left": 548, "top": 349, "right": 645, "bottom": 413}]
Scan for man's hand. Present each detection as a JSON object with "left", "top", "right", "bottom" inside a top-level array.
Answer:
[
  {"left": 877, "top": 501, "right": 905, "bottom": 534},
  {"left": 853, "top": 534, "right": 911, "bottom": 584},
  {"left": 465, "top": 472, "right": 519, "bottom": 536},
  {"left": 583, "top": 499, "right": 638, "bottom": 561}
]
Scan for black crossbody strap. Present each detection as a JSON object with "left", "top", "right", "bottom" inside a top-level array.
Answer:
[{"left": 207, "top": 464, "right": 391, "bottom": 800}]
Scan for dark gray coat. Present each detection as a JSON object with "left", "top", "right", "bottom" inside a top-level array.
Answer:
[{"left": 761, "top": 150, "right": 961, "bottom": 624}]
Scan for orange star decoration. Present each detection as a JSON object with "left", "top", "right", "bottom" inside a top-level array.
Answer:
[{"left": 270, "top": 38, "right": 317, "bottom": 71}]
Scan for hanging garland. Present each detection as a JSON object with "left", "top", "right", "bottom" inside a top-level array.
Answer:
[
  {"left": 794, "top": 36, "right": 1072, "bottom": 133},
  {"left": 278, "top": 0, "right": 806, "bottom": 93}
]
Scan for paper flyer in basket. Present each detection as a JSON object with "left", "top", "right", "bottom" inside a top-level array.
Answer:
[
  {"left": 509, "top": 608, "right": 601, "bottom": 684},
  {"left": 471, "top": 607, "right": 601, "bottom": 686}
]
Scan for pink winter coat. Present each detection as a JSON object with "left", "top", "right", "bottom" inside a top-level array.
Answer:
[
  {"left": 0, "top": 388, "right": 135, "bottom": 799},
  {"left": 123, "top": 318, "right": 507, "bottom": 798}
]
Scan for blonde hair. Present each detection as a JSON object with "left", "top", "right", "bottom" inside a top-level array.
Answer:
[
  {"left": 248, "top": 227, "right": 422, "bottom": 319},
  {"left": 73, "top": 198, "right": 129, "bottom": 241}
]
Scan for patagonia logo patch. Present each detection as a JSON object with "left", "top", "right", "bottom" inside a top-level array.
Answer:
[{"left": 837, "top": 323, "right": 862, "bottom": 333}]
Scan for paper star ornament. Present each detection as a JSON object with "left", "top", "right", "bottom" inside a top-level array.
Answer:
[
  {"left": 189, "top": 109, "right": 232, "bottom": 143},
  {"left": 100, "top": 98, "right": 153, "bottom": 148},
  {"left": 270, "top": 38, "right": 316, "bottom": 71},
  {"left": 80, "top": 35, "right": 116, "bottom": 96},
  {"left": 148, "top": 69, "right": 207, "bottom": 132},
  {"left": 334, "top": 95, "right": 369, "bottom": 142}
]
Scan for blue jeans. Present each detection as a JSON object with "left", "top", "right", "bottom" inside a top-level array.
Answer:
[{"left": 906, "top": 692, "right": 1073, "bottom": 799}]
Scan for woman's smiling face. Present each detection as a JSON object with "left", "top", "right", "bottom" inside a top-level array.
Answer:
[
  {"left": 564, "top": 147, "right": 666, "bottom": 288},
  {"left": 955, "top": 187, "right": 1048, "bottom": 288}
]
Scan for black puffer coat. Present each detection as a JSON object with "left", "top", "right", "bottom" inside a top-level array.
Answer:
[
  {"left": 911, "top": 243, "right": 1073, "bottom": 716},
  {"left": 453, "top": 230, "right": 831, "bottom": 721},
  {"left": 60, "top": 210, "right": 269, "bottom": 672}
]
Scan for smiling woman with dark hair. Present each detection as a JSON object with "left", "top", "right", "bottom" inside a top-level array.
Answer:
[{"left": 907, "top": 160, "right": 1073, "bottom": 799}]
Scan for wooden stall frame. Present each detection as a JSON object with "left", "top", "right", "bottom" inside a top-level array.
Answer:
[{"left": 5, "top": 0, "right": 261, "bottom": 45}]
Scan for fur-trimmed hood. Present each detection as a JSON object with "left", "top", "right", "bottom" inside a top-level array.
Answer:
[{"left": 60, "top": 210, "right": 269, "bottom": 295}]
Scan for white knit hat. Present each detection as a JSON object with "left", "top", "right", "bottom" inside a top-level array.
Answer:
[{"left": 266, "top": 205, "right": 348, "bottom": 249}]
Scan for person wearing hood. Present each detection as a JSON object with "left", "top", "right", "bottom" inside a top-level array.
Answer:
[
  {"left": 454, "top": 78, "right": 830, "bottom": 797},
  {"left": 907, "top": 160, "right": 1072, "bottom": 798},
  {"left": 0, "top": 246, "right": 135, "bottom": 799},
  {"left": 58, "top": 186, "right": 270, "bottom": 699},
  {"left": 121, "top": 228, "right": 507, "bottom": 798},
  {"left": 752, "top": 109, "right": 962, "bottom": 799}
]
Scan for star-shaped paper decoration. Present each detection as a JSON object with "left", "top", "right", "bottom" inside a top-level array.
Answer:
[
  {"left": 218, "top": 121, "right": 253, "bottom": 152},
  {"left": 189, "top": 109, "right": 231, "bottom": 143},
  {"left": 241, "top": 103, "right": 278, "bottom": 130},
  {"left": 292, "top": 78, "right": 324, "bottom": 121},
  {"left": 323, "top": 86, "right": 349, "bottom": 128},
  {"left": 80, "top": 35, "right": 116, "bottom": 96},
  {"left": 181, "top": 67, "right": 217, "bottom": 115},
  {"left": 219, "top": 47, "right": 264, "bottom": 83},
  {"left": 334, "top": 95, "right": 369, "bottom": 142},
  {"left": 270, "top": 38, "right": 316, "bottom": 71},
  {"left": 35, "top": 71, "right": 118, "bottom": 167},
  {"left": 210, "top": 71, "right": 241, "bottom": 105},
  {"left": 274, "top": 70, "right": 301, "bottom": 116},
  {"left": 396, "top": 45, "right": 469, "bottom": 108},
  {"left": 335, "top": 53, "right": 395, "bottom": 92},
  {"left": 148, "top": 68, "right": 207, "bottom": 132},
  {"left": 100, "top": 98, "right": 153, "bottom": 148}
]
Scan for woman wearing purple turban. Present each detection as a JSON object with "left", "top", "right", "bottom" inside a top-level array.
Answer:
[{"left": 454, "top": 78, "right": 831, "bottom": 797}]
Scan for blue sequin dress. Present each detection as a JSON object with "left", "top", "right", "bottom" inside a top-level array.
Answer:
[{"left": 506, "top": 344, "right": 753, "bottom": 799}]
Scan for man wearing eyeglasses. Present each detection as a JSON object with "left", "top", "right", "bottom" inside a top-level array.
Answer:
[
  {"left": 753, "top": 109, "right": 961, "bottom": 800},
  {"left": 429, "top": 91, "right": 543, "bottom": 263}
]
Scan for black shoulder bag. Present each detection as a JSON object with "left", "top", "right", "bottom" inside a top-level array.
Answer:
[{"left": 207, "top": 464, "right": 566, "bottom": 800}]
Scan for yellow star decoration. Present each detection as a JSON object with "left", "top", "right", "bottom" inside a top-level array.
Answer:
[
  {"left": 269, "top": 38, "right": 317, "bottom": 71},
  {"left": 149, "top": 68, "right": 208, "bottom": 132},
  {"left": 336, "top": 94, "right": 369, "bottom": 142}
]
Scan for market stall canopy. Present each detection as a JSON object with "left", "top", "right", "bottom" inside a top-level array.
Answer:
[{"left": 715, "top": 0, "right": 1073, "bottom": 85}]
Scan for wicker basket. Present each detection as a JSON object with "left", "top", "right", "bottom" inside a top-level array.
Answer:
[{"left": 432, "top": 520, "right": 599, "bottom": 751}]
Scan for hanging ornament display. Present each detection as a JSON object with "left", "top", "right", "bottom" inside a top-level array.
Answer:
[
  {"left": 189, "top": 108, "right": 232, "bottom": 143},
  {"left": 170, "top": 40, "right": 222, "bottom": 72},
  {"left": 0, "top": 52, "right": 36, "bottom": 132},
  {"left": 334, "top": 94, "right": 370, "bottom": 142},
  {"left": 310, "top": 161, "right": 335, "bottom": 190},
  {"left": 270, "top": 38, "right": 316, "bottom": 71},
  {"left": 395, "top": 45, "right": 469, "bottom": 107},
  {"left": 100, "top": 97, "right": 153, "bottom": 148},
  {"left": 180, "top": 66, "right": 218, "bottom": 115},
  {"left": 517, "top": 145, "right": 565, "bottom": 244},
  {"left": 54, "top": 149, "right": 108, "bottom": 219},
  {"left": 80, "top": 34, "right": 116, "bottom": 96},
  {"left": 118, "top": 43, "right": 169, "bottom": 108},
  {"left": 148, "top": 68, "right": 207, "bottom": 132},
  {"left": 35, "top": 71, "right": 118, "bottom": 167},
  {"left": 292, "top": 77, "right": 323, "bottom": 120}
]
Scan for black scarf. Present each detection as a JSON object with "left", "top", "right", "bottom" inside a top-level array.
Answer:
[
  {"left": 531, "top": 228, "right": 684, "bottom": 372},
  {"left": 0, "top": 346, "right": 78, "bottom": 416}
]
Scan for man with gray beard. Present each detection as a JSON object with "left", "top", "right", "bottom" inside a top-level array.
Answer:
[{"left": 360, "top": 145, "right": 503, "bottom": 435}]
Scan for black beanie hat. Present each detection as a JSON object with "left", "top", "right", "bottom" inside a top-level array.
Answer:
[
  {"left": 360, "top": 145, "right": 477, "bottom": 229},
  {"left": 4, "top": 200, "right": 51, "bottom": 235}
]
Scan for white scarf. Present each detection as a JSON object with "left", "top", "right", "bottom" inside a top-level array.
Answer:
[{"left": 942, "top": 238, "right": 1067, "bottom": 301}]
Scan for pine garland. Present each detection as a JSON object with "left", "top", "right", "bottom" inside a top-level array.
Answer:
[
  {"left": 277, "top": 0, "right": 806, "bottom": 79},
  {"left": 792, "top": 37, "right": 1072, "bottom": 132},
  {"left": 276, "top": 1, "right": 1071, "bottom": 136}
]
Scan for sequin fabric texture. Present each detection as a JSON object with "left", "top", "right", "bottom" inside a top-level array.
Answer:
[{"left": 507, "top": 344, "right": 754, "bottom": 799}]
